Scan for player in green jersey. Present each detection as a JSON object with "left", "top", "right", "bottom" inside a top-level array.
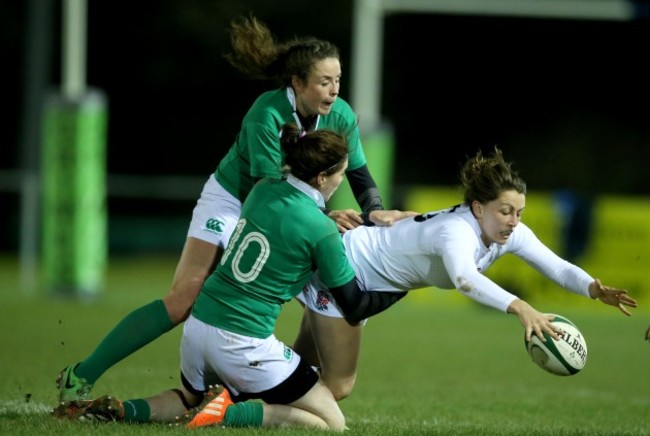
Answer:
[
  {"left": 55, "top": 14, "right": 414, "bottom": 403},
  {"left": 52, "top": 124, "right": 406, "bottom": 430}
]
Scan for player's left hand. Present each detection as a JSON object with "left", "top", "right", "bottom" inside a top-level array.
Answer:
[
  {"left": 588, "top": 278, "right": 637, "bottom": 316},
  {"left": 369, "top": 210, "right": 419, "bottom": 227},
  {"left": 328, "top": 209, "right": 364, "bottom": 233}
]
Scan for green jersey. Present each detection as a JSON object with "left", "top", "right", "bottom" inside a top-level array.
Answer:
[
  {"left": 214, "top": 88, "right": 366, "bottom": 202},
  {"left": 192, "top": 176, "right": 356, "bottom": 338}
]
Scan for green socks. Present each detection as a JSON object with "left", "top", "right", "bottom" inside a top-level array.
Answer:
[
  {"left": 121, "top": 398, "right": 263, "bottom": 426},
  {"left": 224, "top": 401, "right": 264, "bottom": 427},
  {"left": 122, "top": 399, "right": 151, "bottom": 422},
  {"left": 75, "top": 299, "right": 174, "bottom": 383},
  {"left": 71, "top": 297, "right": 265, "bottom": 429}
]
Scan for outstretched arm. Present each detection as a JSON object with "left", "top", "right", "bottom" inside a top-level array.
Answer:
[
  {"left": 506, "top": 279, "right": 638, "bottom": 343},
  {"left": 510, "top": 225, "right": 638, "bottom": 316}
]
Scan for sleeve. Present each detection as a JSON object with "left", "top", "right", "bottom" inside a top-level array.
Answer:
[
  {"left": 346, "top": 165, "right": 385, "bottom": 222},
  {"left": 329, "top": 277, "right": 407, "bottom": 325},
  {"left": 332, "top": 102, "right": 385, "bottom": 217},
  {"left": 246, "top": 122, "right": 284, "bottom": 180},
  {"left": 314, "top": 230, "right": 356, "bottom": 289},
  {"left": 438, "top": 225, "right": 519, "bottom": 312},
  {"left": 446, "top": 258, "right": 520, "bottom": 312},
  {"left": 509, "top": 224, "right": 593, "bottom": 298}
]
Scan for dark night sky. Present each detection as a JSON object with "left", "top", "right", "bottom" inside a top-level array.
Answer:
[
  {"left": 381, "top": 13, "right": 650, "bottom": 193},
  {"left": 3, "top": 1, "right": 650, "bottom": 251}
]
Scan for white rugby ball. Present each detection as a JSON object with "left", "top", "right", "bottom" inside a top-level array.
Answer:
[{"left": 524, "top": 314, "right": 588, "bottom": 376}]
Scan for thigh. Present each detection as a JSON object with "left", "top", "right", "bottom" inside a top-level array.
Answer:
[
  {"left": 171, "top": 237, "right": 223, "bottom": 290},
  {"left": 165, "top": 177, "right": 241, "bottom": 321},
  {"left": 292, "top": 306, "right": 320, "bottom": 367},
  {"left": 180, "top": 315, "right": 216, "bottom": 393},
  {"left": 308, "top": 309, "right": 362, "bottom": 400},
  {"left": 164, "top": 238, "right": 223, "bottom": 322}
]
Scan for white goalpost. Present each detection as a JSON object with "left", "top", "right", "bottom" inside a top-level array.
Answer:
[{"left": 350, "top": 0, "right": 639, "bottom": 132}]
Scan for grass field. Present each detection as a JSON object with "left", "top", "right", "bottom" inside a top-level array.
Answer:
[{"left": 0, "top": 254, "right": 648, "bottom": 435}]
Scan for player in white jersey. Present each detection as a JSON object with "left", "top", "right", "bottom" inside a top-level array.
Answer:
[{"left": 297, "top": 146, "right": 638, "bottom": 397}]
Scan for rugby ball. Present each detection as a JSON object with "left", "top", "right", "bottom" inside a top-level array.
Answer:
[{"left": 524, "top": 314, "right": 587, "bottom": 376}]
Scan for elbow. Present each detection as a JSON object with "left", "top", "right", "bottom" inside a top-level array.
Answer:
[{"left": 456, "top": 275, "right": 477, "bottom": 294}]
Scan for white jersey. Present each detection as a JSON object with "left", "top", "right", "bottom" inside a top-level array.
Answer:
[{"left": 302, "top": 204, "right": 594, "bottom": 315}]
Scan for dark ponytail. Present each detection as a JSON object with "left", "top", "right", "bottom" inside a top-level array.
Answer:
[{"left": 280, "top": 123, "right": 348, "bottom": 182}]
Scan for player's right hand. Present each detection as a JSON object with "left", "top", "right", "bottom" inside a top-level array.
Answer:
[
  {"left": 369, "top": 209, "right": 419, "bottom": 227},
  {"left": 328, "top": 209, "right": 363, "bottom": 233}
]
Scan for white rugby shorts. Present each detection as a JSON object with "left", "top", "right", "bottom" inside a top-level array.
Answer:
[
  {"left": 300, "top": 272, "right": 367, "bottom": 326},
  {"left": 186, "top": 175, "right": 241, "bottom": 248},
  {"left": 181, "top": 315, "right": 302, "bottom": 397}
]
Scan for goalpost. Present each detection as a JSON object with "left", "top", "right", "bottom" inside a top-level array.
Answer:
[
  {"left": 350, "top": 0, "right": 639, "bottom": 132},
  {"left": 325, "top": 0, "right": 642, "bottom": 211}
]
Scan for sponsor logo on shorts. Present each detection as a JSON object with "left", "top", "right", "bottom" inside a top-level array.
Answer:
[
  {"left": 315, "top": 290, "right": 330, "bottom": 312},
  {"left": 203, "top": 218, "right": 224, "bottom": 234},
  {"left": 283, "top": 345, "right": 293, "bottom": 361}
]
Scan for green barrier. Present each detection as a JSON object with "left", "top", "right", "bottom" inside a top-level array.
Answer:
[
  {"left": 41, "top": 90, "right": 108, "bottom": 299},
  {"left": 328, "top": 123, "right": 395, "bottom": 210}
]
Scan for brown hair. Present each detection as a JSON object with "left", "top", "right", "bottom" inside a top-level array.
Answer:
[
  {"left": 460, "top": 146, "right": 527, "bottom": 206},
  {"left": 280, "top": 123, "right": 348, "bottom": 182},
  {"left": 224, "top": 14, "right": 340, "bottom": 87}
]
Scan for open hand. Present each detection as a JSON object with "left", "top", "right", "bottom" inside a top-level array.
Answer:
[{"left": 588, "top": 279, "right": 637, "bottom": 316}]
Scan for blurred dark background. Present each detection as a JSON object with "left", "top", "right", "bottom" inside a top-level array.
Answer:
[{"left": 2, "top": 0, "right": 650, "bottom": 254}]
